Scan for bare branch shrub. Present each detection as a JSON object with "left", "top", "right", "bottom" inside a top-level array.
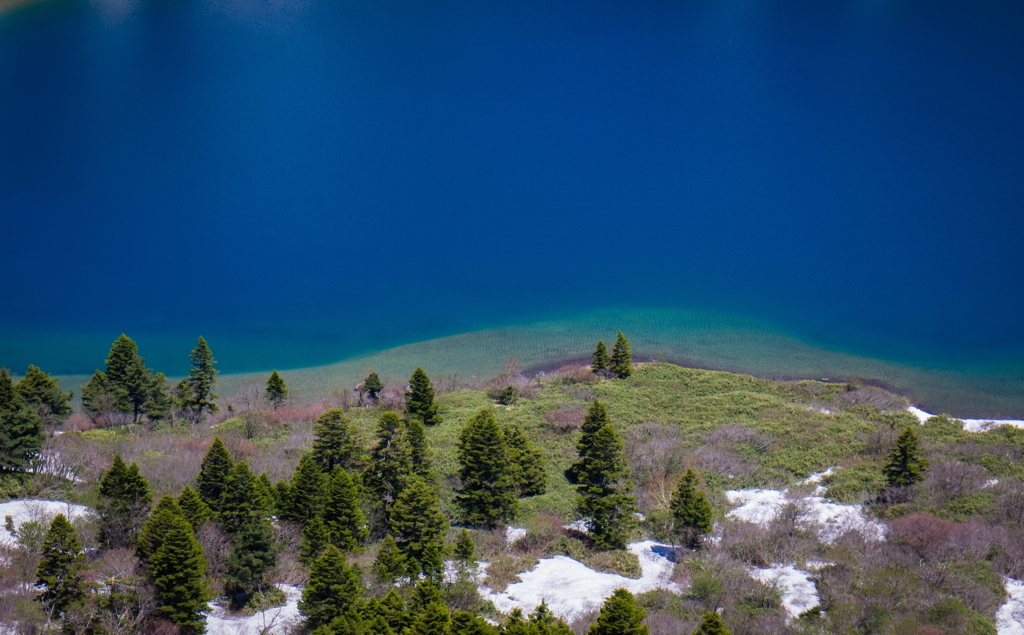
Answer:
[
  {"left": 542, "top": 405, "right": 584, "bottom": 432},
  {"left": 553, "top": 365, "right": 598, "bottom": 386},
  {"left": 923, "top": 461, "right": 989, "bottom": 507}
]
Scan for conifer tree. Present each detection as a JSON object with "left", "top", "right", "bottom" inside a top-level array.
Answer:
[
  {"left": 411, "top": 600, "right": 450, "bottom": 635},
  {"left": 264, "top": 370, "right": 288, "bottom": 408},
  {"left": 588, "top": 589, "right": 648, "bottom": 635},
  {"left": 692, "top": 611, "right": 731, "bottom": 635},
  {"left": 452, "top": 529, "right": 477, "bottom": 571},
  {"left": 149, "top": 526, "right": 210, "bottom": 634},
  {"left": 670, "top": 468, "right": 713, "bottom": 549},
  {"left": 378, "top": 589, "right": 412, "bottom": 634},
  {"left": 503, "top": 609, "right": 531, "bottom": 635},
  {"left": 280, "top": 454, "right": 324, "bottom": 524},
  {"left": 591, "top": 340, "right": 610, "bottom": 373},
  {"left": 225, "top": 513, "right": 279, "bottom": 604},
  {"left": 182, "top": 336, "right": 219, "bottom": 418},
  {"left": 573, "top": 419, "right": 638, "bottom": 550},
  {"left": 503, "top": 423, "right": 547, "bottom": 497},
  {"left": 406, "top": 418, "right": 434, "bottom": 479},
  {"left": 364, "top": 412, "right": 413, "bottom": 514},
  {"left": 530, "top": 602, "right": 574, "bottom": 635},
  {"left": 450, "top": 610, "right": 494, "bottom": 635},
  {"left": 196, "top": 436, "right": 233, "bottom": 511},
  {"left": 569, "top": 400, "right": 610, "bottom": 484},
  {"left": 609, "top": 331, "right": 633, "bottom": 379},
  {"left": 0, "top": 368, "right": 44, "bottom": 473},
  {"left": 363, "top": 372, "right": 384, "bottom": 403},
  {"left": 323, "top": 467, "right": 367, "bottom": 551},
  {"left": 178, "top": 485, "right": 212, "bottom": 531},
  {"left": 372, "top": 534, "right": 407, "bottom": 584},
  {"left": 218, "top": 461, "right": 264, "bottom": 535},
  {"left": 254, "top": 472, "right": 277, "bottom": 516},
  {"left": 36, "top": 514, "right": 86, "bottom": 620},
  {"left": 98, "top": 454, "right": 152, "bottom": 549},
  {"left": 300, "top": 515, "right": 331, "bottom": 565},
  {"left": 457, "top": 409, "right": 517, "bottom": 527},
  {"left": 80, "top": 370, "right": 111, "bottom": 420},
  {"left": 87, "top": 334, "right": 169, "bottom": 423},
  {"left": 137, "top": 496, "right": 191, "bottom": 565},
  {"left": 405, "top": 367, "right": 442, "bottom": 426},
  {"left": 311, "top": 408, "right": 364, "bottom": 472},
  {"left": 885, "top": 426, "right": 929, "bottom": 487},
  {"left": 390, "top": 477, "right": 448, "bottom": 579},
  {"left": 15, "top": 364, "right": 72, "bottom": 420},
  {"left": 300, "top": 545, "right": 365, "bottom": 631}
]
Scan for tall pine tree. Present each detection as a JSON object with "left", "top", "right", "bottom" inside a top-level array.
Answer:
[
  {"left": 323, "top": 467, "right": 368, "bottom": 551},
  {"left": 137, "top": 496, "right": 191, "bottom": 565},
  {"left": 36, "top": 514, "right": 86, "bottom": 620},
  {"left": 311, "top": 408, "right": 364, "bottom": 472},
  {"left": 15, "top": 364, "right": 72, "bottom": 421},
  {"left": 609, "top": 331, "right": 633, "bottom": 379},
  {"left": 280, "top": 454, "right": 324, "bottom": 524},
  {"left": 225, "top": 513, "right": 279, "bottom": 606},
  {"left": 372, "top": 534, "right": 407, "bottom": 584},
  {"left": 300, "top": 515, "right": 332, "bottom": 565},
  {"left": 405, "top": 367, "right": 442, "bottom": 427},
  {"left": 587, "top": 589, "right": 648, "bottom": 635},
  {"left": 363, "top": 412, "right": 413, "bottom": 515},
  {"left": 503, "top": 423, "right": 547, "bottom": 497},
  {"left": 0, "top": 368, "right": 44, "bottom": 473},
  {"left": 218, "top": 461, "right": 265, "bottom": 535},
  {"left": 591, "top": 340, "right": 610, "bottom": 373},
  {"left": 669, "top": 469, "right": 713, "bottom": 549},
  {"left": 177, "top": 485, "right": 212, "bottom": 532},
  {"left": 363, "top": 372, "right": 384, "bottom": 403},
  {"left": 572, "top": 408, "right": 638, "bottom": 550},
  {"left": 456, "top": 409, "right": 517, "bottom": 528},
  {"left": 98, "top": 455, "right": 152, "bottom": 549},
  {"left": 149, "top": 526, "right": 210, "bottom": 634},
  {"left": 182, "top": 336, "right": 219, "bottom": 418},
  {"left": 390, "top": 477, "right": 448, "bottom": 580},
  {"left": 885, "top": 426, "right": 929, "bottom": 487},
  {"left": 264, "top": 370, "right": 288, "bottom": 408},
  {"left": 84, "top": 334, "right": 168, "bottom": 423},
  {"left": 196, "top": 437, "right": 233, "bottom": 512},
  {"left": 568, "top": 400, "right": 609, "bottom": 484},
  {"left": 300, "top": 545, "right": 365, "bottom": 631},
  {"left": 406, "top": 418, "right": 434, "bottom": 480}
]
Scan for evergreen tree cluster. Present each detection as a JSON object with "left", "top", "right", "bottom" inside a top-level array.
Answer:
[
  {"left": 590, "top": 331, "right": 633, "bottom": 378},
  {"left": 0, "top": 368, "right": 45, "bottom": 473},
  {"left": 669, "top": 468, "right": 713, "bottom": 549}
]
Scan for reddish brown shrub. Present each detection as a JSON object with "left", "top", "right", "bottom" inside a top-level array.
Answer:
[
  {"left": 64, "top": 414, "right": 94, "bottom": 432},
  {"left": 890, "top": 514, "right": 955, "bottom": 559},
  {"left": 553, "top": 365, "right": 598, "bottom": 385},
  {"left": 543, "top": 405, "right": 584, "bottom": 431}
]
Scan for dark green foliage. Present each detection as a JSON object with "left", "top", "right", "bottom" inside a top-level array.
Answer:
[
  {"left": 610, "top": 331, "right": 633, "bottom": 379},
  {"left": 0, "top": 368, "right": 44, "bottom": 473},
  {"left": 885, "top": 427, "right": 930, "bottom": 487},
  {"left": 182, "top": 336, "right": 219, "bottom": 417},
  {"left": 572, "top": 407, "right": 638, "bottom": 550},
  {"left": 196, "top": 436, "right": 233, "bottom": 511},
  {"left": 265, "top": 369, "right": 288, "bottom": 408},
  {"left": 457, "top": 409, "right": 517, "bottom": 527},
  {"left": 692, "top": 611, "right": 731, "bottom": 635},
  {"left": 591, "top": 340, "right": 610, "bottom": 373},
  {"left": 15, "top": 364, "right": 72, "bottom": 420},
  {"left": 98, "top": 454, "right": 153, "bottom": 549},
  {"left": 36, "top": 514, "right": 85, "bottom": 618},
  {"left": 496, "top": 385, "right": 520, "bottom": 406},
  {"left": 406, "top": 418, "right": 434, "bottom": 479},
  {"left": 323, "top": 467, "right": 367, "bottom": 551},
  {"left": 301, "top": 515, "right": 332, "bottom": 565},
  {"left": 453, "top": 529, "right": 477, "bottom": 569},
  {"left": 670, "top": 469, "right": 713, "bottom": 549},
  {"left": 529, "top": 602, "right": 574, "bottom": 635},
  {"left": 254, "top": 472, "right": 277, "bottom": 515},
  {"left": 300, "top": 545, "right": 365, "bottom": 631},
  {"left": 588, "top": 589, "right": 647, "bottom": 635},
  {"left": 503, "top": 423, "right": 547, "bottom": 497},
  {"left": 218, "top": 461, "right": 264, "bottom": 535},
  {"left": 84, "top": 334, "right": 169, "bottom": 423},
  {"left": 149, "top": 526, "right": 210, "bottom": 634},
  {"left": 411, "top": 600, "right": 450, "bottom": 635},
  {"left": 372, "top": 534, "right": 407, "bottom": 584},
  {"left": 280, "top": 453, "right": 324, "bottom": 524},
  {"left": 225, "top": 513, "right": 279, "bottom": 605},
  {"left": 178, "top": 485, "right": 212, "bottom": 531},
  {"left": 364, "top": 412, "right": 413, "bottom": 513},
  {"left": 363, "top": 372, "right": 384, "bottom": 402},
  {"left": 390, "top": 477, "right": 448, "bottom": 580},
  {"left": 451, "top": 610, "right": 495, "bottom": 635},
  {"left": 137, "top": 496, "right": 191, "bottom": 565},
  {"left": 312, "top": 408, "right": 364, "bottom": 472},
  {"left": 405, "top": 367, "right": 442, "bottom": 426}
]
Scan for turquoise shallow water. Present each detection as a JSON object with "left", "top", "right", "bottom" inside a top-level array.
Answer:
[{"left": 1, "top": 0, "right": 1022, "bottom": 410}]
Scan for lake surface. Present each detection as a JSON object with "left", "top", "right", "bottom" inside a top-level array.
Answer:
[{"left": 1, "top": 0, "right": 1023, "bottom": 409}]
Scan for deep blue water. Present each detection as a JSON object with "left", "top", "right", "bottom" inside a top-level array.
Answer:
[{"left": 1, "top": 0, "right": 1023, "bottom": 376}]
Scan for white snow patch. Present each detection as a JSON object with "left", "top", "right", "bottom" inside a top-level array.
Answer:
[
  {"left": 907, "top": 407, "right": 1024, "bottom": 432},
  {"left": 985, "top": 479, "right": 1001, "bottom": 489},
  {"left": 802, "top": 468, "right": 836, "bottom": 485},
  {"left": 506, "top": 526, "right": 527, "bottom": 545},
  {"left": 206, "top": 584, "right": 301, "bottom": 635},
  {"left": 804, "top": 561, "right": 833, "bottom": 571},
  {"left": 563, "top": 520, "right": 589, "bottom": 534},
  {"left": 0, "top": 500, "right": 90, "bottom": 546},
  {"left": 749, "top": 565, "right": 819, "bottom": 621},
  {"left": 725, "top": 489, "right": 884, "bottom": 543},
  {"left": 479, "top": 540, "right": 679, "bottom": 621},
  {"left": 997, "top": 578, "right": 1024, "bottom": 635}
]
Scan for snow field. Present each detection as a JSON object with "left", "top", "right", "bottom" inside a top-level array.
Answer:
[
  {"left": 0, "top": 499, "right": 90, "bottom": 546},
  {"left": 206, "top": 584, "right": 302, "bottom": 635},
  {"left": 907, "top": 407, "right": 1024, "bottom": 432},
  {"left": 748, "top": 565, "right": 819, "bottom": 621},
  {"left": 997, "top": 578, "right": 1024, "bottom": 635},
  {"left": 479, "top": 540, "right": 680, "bottom": 621}
]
